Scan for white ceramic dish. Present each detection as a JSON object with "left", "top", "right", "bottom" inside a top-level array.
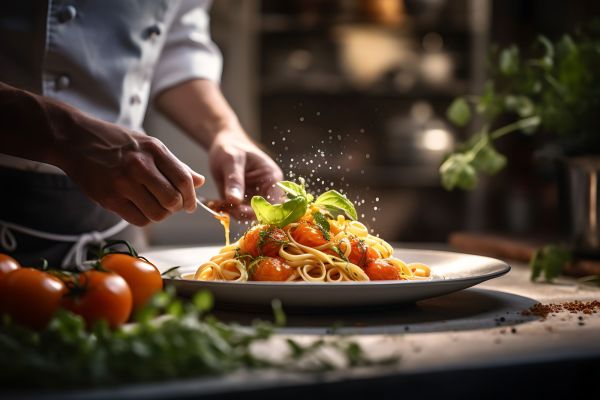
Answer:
[{"left": 143, "top": 246, "right": 510, "bottom": 308}]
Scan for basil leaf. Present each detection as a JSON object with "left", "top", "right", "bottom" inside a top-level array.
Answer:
[
  {"left": 277, "top": 180, "right": 314, "bottom": 202},
  {"left": 312, "top": 211, "right": 331, "bottom": 241},
  {"left": 251, "top": 196, "right": 307, "bottom": 228},
  {"left": 314, "top": 190, "right": 357, "bottom": 220},
  {"left": 447, "top": 97, "right": 471, "bottom": 127}
]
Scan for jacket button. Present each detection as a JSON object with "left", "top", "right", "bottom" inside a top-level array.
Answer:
[
  {"left": 57, "top": 5, "right": 77, "bottom": 24},
  {"left": 130, "top": 94, "right": 142, "bottom": 105},
  {"left": 55, "top": 75, "right": 71, "bottom": 90},
  {"left": 145, "top": 25, "right": 162, "bottom": 39}
]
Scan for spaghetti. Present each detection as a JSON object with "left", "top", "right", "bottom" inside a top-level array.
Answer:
[{"left": 190, "top": 183, "right": 431, "bottom": 282}]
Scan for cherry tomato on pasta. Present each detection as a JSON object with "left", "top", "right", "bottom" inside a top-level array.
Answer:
[
  {"left": 340, "top": 238, "right": 380, "bottom": 267},
  {"left": 240, "top": 225, "right": 287, "bottom": 257},
  {"left": 250, "top": 257, "right": 294, "bottom": 282},
  {"left": 364, "top": 259, "right": 401, "bottom": 281},
  {"left": 291, "top": 222, "right": 329, "bottom": 248},
  {"left": 100, "top": 253, "right": 163, "bottom": 311},
  {"left": 0, "top": 268, "right": 66, "bottom": 330},
  {"left": 62, "top": 270, "right": 132, "bottom": 329},
  {"left": 0, "top": 253, "right": 20, "bottom": 281}
]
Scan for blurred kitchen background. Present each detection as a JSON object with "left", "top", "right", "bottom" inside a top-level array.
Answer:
[{"left": 144, "top": 0, "right": 599, "bottom": 246}]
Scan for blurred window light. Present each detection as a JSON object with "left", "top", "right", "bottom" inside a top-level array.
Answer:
[{"left": 421, "top": 128, "right": 452, "bottom": 151}]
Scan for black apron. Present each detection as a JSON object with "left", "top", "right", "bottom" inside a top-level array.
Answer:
[{"left": 0, "top": 166, "right": 146, "bottom": 267}]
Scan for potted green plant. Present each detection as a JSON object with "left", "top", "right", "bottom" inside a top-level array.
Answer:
[{"left": 441, "top": 21, "right": 600, "bottom": 281}]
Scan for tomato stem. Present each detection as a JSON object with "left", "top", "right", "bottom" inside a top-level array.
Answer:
[{"left": 101, "top": 240, "right": 138, "bottom": 258}]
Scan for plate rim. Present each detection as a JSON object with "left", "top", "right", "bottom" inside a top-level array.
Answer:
[{"left": 152, "top": 247, "right": 511, "bottom": 288}]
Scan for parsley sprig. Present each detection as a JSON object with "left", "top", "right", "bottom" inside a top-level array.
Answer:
[{"left": 0, "top": 288, "right": 395, "bottom": 389}]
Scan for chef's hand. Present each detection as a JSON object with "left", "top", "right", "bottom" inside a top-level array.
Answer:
[
  {"left": 208, "top": 128, "right": 283, "bottom": 220},
  {"left": 56, "top": 116, "right": 204, "bottom": 226},
  {"left": 0, "top": 81, "right": 203, "bottom": 226}
]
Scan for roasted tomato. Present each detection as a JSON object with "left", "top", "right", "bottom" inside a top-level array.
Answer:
[
  {"left": 0, "top": 253, "right": 20, "bottom": 281},
  {"left": 364, "top": 259, "right": 401, "bottom": 281},
  {"left": 340, "top": 238, "right": 380, "bottom": 267},
  {"left": 291, "top": 222, "right": 329, "bottom": 248},
  {"left": 240, "top": 225, "right": 287, "bottom": 257},
  {"left": 62, "top": 270, "right": 132, "bottom": 328},
  {"left": 0, "top": 268, "right": 66, "bottom": 330},
  {"left": 250, "top": 257, "right": 295, "bottom": 282},
  {"left": 100, "top": 253, "right": 163, "bottom": 312}
]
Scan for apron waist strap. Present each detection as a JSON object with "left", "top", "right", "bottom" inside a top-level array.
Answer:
[{"left": 0, "top": 219, "right": 130, "bottom": 268}]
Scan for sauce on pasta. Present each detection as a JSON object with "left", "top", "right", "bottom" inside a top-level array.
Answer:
[{"left": 189, "top": 185, "right": 431, "bottom": 283}]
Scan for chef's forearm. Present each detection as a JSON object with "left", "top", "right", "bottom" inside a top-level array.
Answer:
[
  {"left": 0, "top": 81, "right": 78, "bottom": 167},
  {"left": 154, "top": 79, "right": 246, "bottom": 149}
]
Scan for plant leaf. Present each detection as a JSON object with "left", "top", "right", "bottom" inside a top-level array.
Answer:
[
  {"left": 314, "top": 190, "right": 357, "bottom": 220},
  {"left": 530, "top": 245, "right": 572, "bottom": 282},
  {"left": 251, "top": 196, "right": 308, "bottom": 228},
  {"left": 312, "top": 211, "right": 331, "bottom": 241},
  {"left": 499, "top": 45, "right": 519, "bottom": 76},
  {"left": 504, "top": 95, "right": 535, "bottom": 118},
  {"left": 440, "top": 153, "right": 477, "bottom": 190},
  {"left": 276, "top": 180, "right": 313, "bottom": 202},
  {"left": 471, "top": 140, "right": 507, "bottom": 175},
  {"left": 447, "top": 97, "right": 471, "bottom": 127}
]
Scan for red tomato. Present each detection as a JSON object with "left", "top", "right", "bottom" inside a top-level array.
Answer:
[
  {"left": 240, "top": 225, "right": 287, "bottom": 257},
  {"left": 100, "top": 253, "right": 163, "bottom": 312},
  {"left": 341, "top": 238, "right": 380, "bottom": 267},
  {"left": 291, "top": 222, "right": 329, "bottom": 248},
  {"left": 0, "top": 253, "right": 20, "bottom": 281},
  {"left": 0, "top": 268, "right": 66, "bottom": 330},
  {"left": 364, "top": 259, "right": 401, "bottom": 281},
  {"left": 62, "top": 270, "right": 132, "bottom": 328},
  {"left": 250, "top": 257, "right": 295, "bottom": 282}
]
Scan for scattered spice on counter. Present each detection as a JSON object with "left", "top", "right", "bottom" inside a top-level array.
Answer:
[{"left": 521, "top": 300, "right": 600, "bottom": 319}]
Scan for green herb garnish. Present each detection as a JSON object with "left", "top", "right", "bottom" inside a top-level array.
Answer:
[
  {"left": 330, "top": 245, "right": 349, "bottom": 262},
  {"left": 312, "top": 211, "right": 331, "bottom": 241},
  {"left": 251, "top": 179, "right": 358, "bottom": 228},
  {"left": 250, "top": 196, "right": 308, "bottom": 228}
]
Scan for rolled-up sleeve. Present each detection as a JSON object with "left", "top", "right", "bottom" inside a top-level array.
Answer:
[{"left": 151, "top": 0, "right": 222, "bottom": 98}]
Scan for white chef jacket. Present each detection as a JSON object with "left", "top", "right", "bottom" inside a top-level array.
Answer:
[{"left": 0, "top": 0, "right": 222, "bottom": 174}]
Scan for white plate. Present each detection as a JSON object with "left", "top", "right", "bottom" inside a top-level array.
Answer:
[{"left": 143, "top": 247, "right": 510, "bottom": 308}]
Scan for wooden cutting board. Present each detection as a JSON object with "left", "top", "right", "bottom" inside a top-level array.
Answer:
[{"left": 448, "top": 232, "right": 600, "bottom": 277}]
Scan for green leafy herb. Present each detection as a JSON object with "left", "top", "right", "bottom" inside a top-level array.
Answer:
[
  {"left": 330, "top": 245, "right": 348, "bottom": 261},
  {"left": 257, "top": 229, "right": 271, "bottom": 252},
  {"left": 440, "top": 153, "right": 477, "bottom": 191},
  {"left": 315, "top": 190, "right": 358, "bottom": 220},
  {"left": 251, "top": 179, "right": 359, "bottom": 228},
  {"left": 446, "top": 97, "right": 471, "bottom": 127},
  {"left": 530, "top": 245, "right": 572, "bottom": 282},
  {"left": 277, "top": 180, "right": 314, "bottom": 202},
  {"left": 251, "top": 196, "right": 308, "bottom": 228},
  {"left": 0, "top": 289, "right": 394, "bottom": 389},
  {"left": 499, "top": 45, "right": 519, "bottom": 76},
  {"left": 442, "top": 21, "right": 600, "bottom": 190},
  {"left": 312, "top": 211, "right": 331, "bottom": 241}
]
